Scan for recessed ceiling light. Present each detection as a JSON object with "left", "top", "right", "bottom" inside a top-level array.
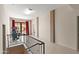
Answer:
[{"left": 24, "top": 8, "right": 35, "bottom": 15}]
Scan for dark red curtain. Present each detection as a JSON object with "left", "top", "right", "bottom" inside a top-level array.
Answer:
[
  {"left": 26, "top": 21, "right": 29, "bottom": 35},
  {"left": 12, "top": 20, "right": 15, "bottom": 28}
]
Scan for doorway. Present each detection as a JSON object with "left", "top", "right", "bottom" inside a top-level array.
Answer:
[
  {"left": 50, "top": 10, "right": 55, "bottom": 43},
  {"left": 8, "top": 18, "right": 30, "bottom": 47},
  {"left": 11, "top": 19, "right": 29, "bottom": 35}
]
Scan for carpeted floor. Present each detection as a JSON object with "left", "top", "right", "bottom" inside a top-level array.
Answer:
[{"left": 7, "top": 45, "right": 28, "bottom": 54}]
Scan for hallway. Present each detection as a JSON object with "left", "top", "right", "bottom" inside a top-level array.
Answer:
[{"left": 1, "top": 4, "right": 79, "bottom": 54}]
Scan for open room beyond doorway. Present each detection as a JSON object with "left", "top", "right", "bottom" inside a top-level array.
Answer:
[{"left": 10, "top": 17, "right": 31, "bottom": 35}]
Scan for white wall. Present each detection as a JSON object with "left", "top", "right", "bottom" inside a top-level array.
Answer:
[
  {"left": 0, "top": 5, "right": 16, "bottom": 53},
  {"left": 0, "top": 5, "right": 3, "bottom": 53},
  {"left": 55, "top": 5, "right": 77, "bottom": 50},
  {"left": 0, "top": 5, "right": 7, "bottom": 53}
]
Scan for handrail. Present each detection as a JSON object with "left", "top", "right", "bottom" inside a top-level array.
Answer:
[
  {"left": 28, "top": 35, "right": 45, "bottom": 44},
  {"left": 25, "top": 43, "right": 45, "bottom": 54},
  {"left": 7, "top": 34, "right": 27, "bottom": 36},
  {"left": 7, "top": 34, "right": 45, "bottom": 44},
  {"left": 26, "top": 43, "right": 42, "bottom": 50}
]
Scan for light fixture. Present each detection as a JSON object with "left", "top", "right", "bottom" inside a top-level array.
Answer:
[{"left": 24, "top": 8, "right": 35, "bottom": 15}]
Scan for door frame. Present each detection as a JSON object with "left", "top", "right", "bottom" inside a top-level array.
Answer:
[{"left": 50, "top": 10, "right": 55, "bottom": 43}]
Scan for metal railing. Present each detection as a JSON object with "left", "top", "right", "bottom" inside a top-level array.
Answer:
[
  {"left": 7, "top": 34, "right": 45, "bottom": 54},
  {"left": 25, "top": 35, "right": 45, "bottom": 54}
]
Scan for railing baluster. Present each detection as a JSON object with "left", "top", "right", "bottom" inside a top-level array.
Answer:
[{"left": 43, "top": 43, "right": 45, "bottom": 54}]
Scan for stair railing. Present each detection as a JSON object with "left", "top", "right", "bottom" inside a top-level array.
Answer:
[{"left": 7, "top": 34, "right": 45, "bottom": 54}]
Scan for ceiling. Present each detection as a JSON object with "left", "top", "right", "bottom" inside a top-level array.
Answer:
[
  {"left": 4, "top": 4, "right": 65, "bottom": 13},
  {"left": 4, "top": 4, "right": 66, "bottom": 19},
  {"left": 70, "top": 4, "right": 79, "bottom": 10}
]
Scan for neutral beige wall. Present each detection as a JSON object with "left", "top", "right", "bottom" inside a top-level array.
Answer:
[
  {"left": 31, "top": 11, "right": 51, "bottom": 53},
  {"left": 31, "top": 12, "right": 50, "bottom": 40},
  {"left": 0, "top": 5, "right": 5, "bottom": 53},
  {"left": 55, "top": 5, "right": 77, "bottom": 50},
  {"left": 0, "top": 5, "right": 12, "bottom": 53},
  {"left": 0, "top": 5, "right": 3, "bottom": 53}
]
